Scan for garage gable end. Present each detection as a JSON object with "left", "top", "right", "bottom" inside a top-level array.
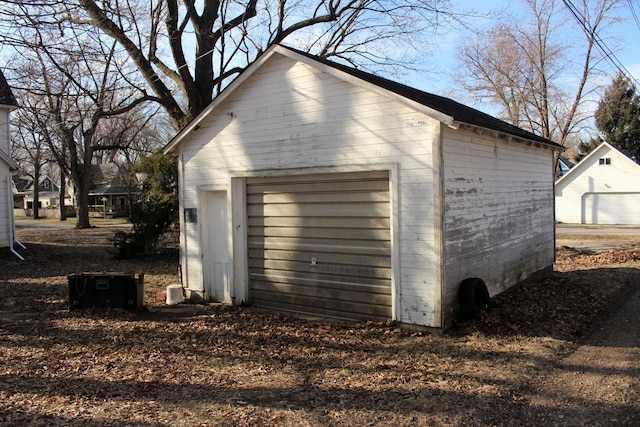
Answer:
[
  {"left": 555, "top": 142, "right": 640, "bottom": 224},
  {"left": 165, "top": 45, "right": 561, "bottom": 155}
]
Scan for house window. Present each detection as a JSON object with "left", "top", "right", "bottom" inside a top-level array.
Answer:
[{"left": 599, "top": 158, "right": 611, "bottom": 165}]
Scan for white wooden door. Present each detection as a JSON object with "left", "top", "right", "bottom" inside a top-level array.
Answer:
[{"left": 202, "top": 191, "right": 231, "bottom": 302}]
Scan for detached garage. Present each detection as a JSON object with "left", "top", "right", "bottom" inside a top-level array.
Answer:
[
  {"left": 164, "top": 45, "right": 562, "bottom": 328},
  {"left": 556, "top": 142, "right": 640, "bottom": 225}
]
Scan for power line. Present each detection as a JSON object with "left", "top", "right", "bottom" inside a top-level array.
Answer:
[
  {"left": 626, "top": 0, "right": 640, "bottom": 32},
  {"left": 561, "top": 0, "right": 640, "bottom": 88}
]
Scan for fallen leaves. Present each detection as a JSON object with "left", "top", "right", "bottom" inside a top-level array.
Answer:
[{"left": 1, "top": 229, "right": 640, "bottom": 426}]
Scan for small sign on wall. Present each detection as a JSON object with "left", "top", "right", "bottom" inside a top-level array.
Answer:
[{"left": 184, "top": 208, "right": 197, "bottom": 223}]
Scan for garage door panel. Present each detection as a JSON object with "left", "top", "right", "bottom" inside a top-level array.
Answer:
[
  {"left": 249, "top": 225, "right": 391, "bottom": 240},
  {"left": 250, "top": 259, "right": 392, "bottom": 280},
  {"left": 583, "top": 193, "right": 640, "bottom": 225},
  {"left": 248, "top": 236, "right": 390, "bottom": 255},
  {"left": 248, "top": 202, "right": 389, "bottom": 218},
  {"left": 248, "top": 171, "right": 392, "bottom": 321},
  {"left": 250, "top": 296, "right": 392, "bottom": 321},
  {"left": 248, "top": 216, "right": 390, "bottom": 229},
  {"left": 249, "top": 249, "right": 392, "bottom": 268},
  {"left": 252, "top": 279, "right": 391, "bottom": 301},
  {"left": 249, "top": 267, "right": 392, "bottom": 288},
  {"left": 248, "top": 191, "right": 390, "bottom": 205}
]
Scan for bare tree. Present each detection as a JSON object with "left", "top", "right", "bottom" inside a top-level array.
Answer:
[
  {"left": 457, "top": 0, "right": 622, "bottom": 146},
  {"left": 10, "top": 94, "right": 51, "bottom": 220},
  {"left": 0, "top": 1, "right": 458, "bottom": 128},
  {"left": 8, "top": 18, "right": 166, "bottom": 228}
]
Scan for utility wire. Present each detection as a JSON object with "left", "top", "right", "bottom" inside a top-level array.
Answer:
[
  {"left": 626, "top": 0, "right": 640, "bottom": 32},
  {"left": 561, "top": 0, "right": 640, "bottom": 88}
]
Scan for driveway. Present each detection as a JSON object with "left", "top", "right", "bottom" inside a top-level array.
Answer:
[{"left": 556, "top": 223, "right": 640, "bottom": 253}]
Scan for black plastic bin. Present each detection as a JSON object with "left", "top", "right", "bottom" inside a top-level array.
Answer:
[{"left": 68, "top": 272, "right": 144, "bottom": 311}]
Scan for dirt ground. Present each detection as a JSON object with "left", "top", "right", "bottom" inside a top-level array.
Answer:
[{"left": 1, "top": 226, "right": 640, "bottom": 426}]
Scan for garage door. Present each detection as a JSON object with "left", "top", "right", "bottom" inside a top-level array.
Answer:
[
  {"left": 583, "top": 193, "right": 640, "bottom": 224},
  {"left": 247, "top": 171, "right": 392, "bottom": 321}
]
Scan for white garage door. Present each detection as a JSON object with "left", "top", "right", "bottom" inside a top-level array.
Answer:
[
  {"left": 583, "top": 193, "right": 640, "bottom": 224},
  {"left": 246, "top": 171, "right": 392, "bottom": 321}
]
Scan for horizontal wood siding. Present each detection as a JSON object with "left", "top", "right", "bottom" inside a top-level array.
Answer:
[
  {"left": 442, "top": 126, "right": 555, "bottom": 324},
  {"left": 247, "top": 172, "right": 391, "bottom": 320},
  {"left": 177, "top": 53, "right": 440, "bottom": 325},
  {"left": 0, "top": 168, "right": 9, "bottom": 247}
]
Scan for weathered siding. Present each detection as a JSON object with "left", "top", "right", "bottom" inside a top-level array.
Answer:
[
  {"left": 0, "top": 108, "right": 10, "bottom": 155},
  {"left": 0, "top": 163, "right": 10, "bottom": 249},
  {"left": 441, "top": 126, "right": 555, "bottom": 324},
  {"left": 555, "top": 143, "right": 640, "bottom": 224},
  {"left": 177, "top": 53, "right": 442, "bottom": 325},
  {"left": 1, "top": 108, "right": 11, "bottom": 251}
]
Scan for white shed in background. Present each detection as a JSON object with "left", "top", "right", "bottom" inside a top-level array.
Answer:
[
  {"left": 164, "top": 45, "right": 562, "bottom": 328},
  {"left": 556, "top": 142, "right": 640, "bottom": 225}
]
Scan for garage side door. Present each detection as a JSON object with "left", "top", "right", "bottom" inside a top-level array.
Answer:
[
  {"left": 583, "top": 193, "right": 640, "bottom": 224},
  {"left": 247, "top": 171, "right": 392, "bottom": 321}
]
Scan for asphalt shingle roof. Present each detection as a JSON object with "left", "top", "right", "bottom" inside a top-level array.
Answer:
[
  {"left": 284, "top": 46, "right": 562, "bottom": 150},
  {"left": 0, "top": 69, "right": 18, "bottom": 107}
]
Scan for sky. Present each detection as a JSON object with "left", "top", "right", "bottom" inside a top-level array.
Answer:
[{"left": 406, "top": 0, "right": 640, "bottom": 114}]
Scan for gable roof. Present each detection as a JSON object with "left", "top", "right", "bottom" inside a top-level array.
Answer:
[
  {"left": 165, "top": 44, "right": 563, "bottom": 153},
  {"left": 556, "top": 141, "right": 640, "bottom": 185},
  {"left": 0, "top": 149, "right": 18, "bottom": 171},
  {"left": 0, "top": 69, "right": 18, "bottom": 108}
]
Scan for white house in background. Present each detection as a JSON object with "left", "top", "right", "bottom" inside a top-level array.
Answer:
[
  {"left": 164, "top": 45, "right": 563, "bottom": 328},
  {"left": 0, "top": 69, "right": 18, "bottom": 258},
  {"left": 556, "top": 142, "right": 640, "bottom": 225}
]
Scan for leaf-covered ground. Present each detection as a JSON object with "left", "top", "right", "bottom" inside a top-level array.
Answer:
[{"left": 1, "top": 227, "right": 639, "bottom": 426}]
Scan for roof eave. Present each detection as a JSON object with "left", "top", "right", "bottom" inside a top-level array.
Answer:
[
  {"left": 0, "top": 150, "right": 18, "bottom": 171},
  {"left": 458, "top": 123, "right": 564, "bottom": 151}
]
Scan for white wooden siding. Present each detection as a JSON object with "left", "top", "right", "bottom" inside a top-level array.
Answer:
[
  {"left": 0, "top": 164, "right": 10, "bottom": 248},
  {"left": 177, "top": 53, "right": 440, "bottom": 326},
  {"left": 0, "top": 110, "right": 10, "bottom": 155},
  {"left": 441, "top": 127, "right": 555, "bottom": 321},
  {"left": 556, "top": 144, "right": 640, "bottom": 224}
]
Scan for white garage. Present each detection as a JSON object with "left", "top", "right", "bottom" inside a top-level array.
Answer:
[
  {"left": 556, "top": 142, "right": 640, "bottom": 225},
  {"left": 164, "top": 44, "right": 561, "bottom": 328},
  {"left": 582, "top": 193, "right": 640, "bottom": 224}
]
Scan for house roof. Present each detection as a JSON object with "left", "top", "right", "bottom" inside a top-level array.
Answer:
[
  {"left": 0, "top": 148, "right": 18, "bottom": 171},
  {"left": 0, "top": 69, "right": 18, "bottom": 108},
  {"left": 555, "top": 141, "right": 640, "bottom": 185},
  {"left": 165, "top": 44, "right": 563, "bottom": 153}
]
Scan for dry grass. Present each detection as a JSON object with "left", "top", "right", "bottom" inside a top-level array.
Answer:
[{"left": 1, "top": 226, "right": 639, "bottom": 426}]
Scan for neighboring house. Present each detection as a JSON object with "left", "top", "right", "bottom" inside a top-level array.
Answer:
[
  {"left": 11, "top": 176, "right": 29, "bottom": 208},
  {"left": 13, "top": 175, "right": 75, "bottom": 218},
  {"left": 557, "top": 154, "right": 576, "bottom": 178},
  {"left": 70, "top": 164, "right": 140, "bottom": 218},
  {"left": 0, "top": 69, "right": 18, "bottom": 258},
  {"left": 163, "top": 45, "right": 562, "bottom": 328},
  {"left": 19, "top": 176, "right": 60, "bottom": 209},
  {"left": 556, "top": 142, "right": 640, "bottom": 225}
]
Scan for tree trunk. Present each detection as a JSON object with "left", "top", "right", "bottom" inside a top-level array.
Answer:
[
  {"left": 76, "top": 187, "right": 91, "bottom": 228},
  {"left": 59, "top": 173, "right": 67, "bottom": 221},
  {"left": 33, "top": 171, "right": 40, "bottom": 220}
]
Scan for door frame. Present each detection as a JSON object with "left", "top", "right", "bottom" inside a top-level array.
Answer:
[{"left": 229, "top": 163, "right": 399, "bottom": 319}]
